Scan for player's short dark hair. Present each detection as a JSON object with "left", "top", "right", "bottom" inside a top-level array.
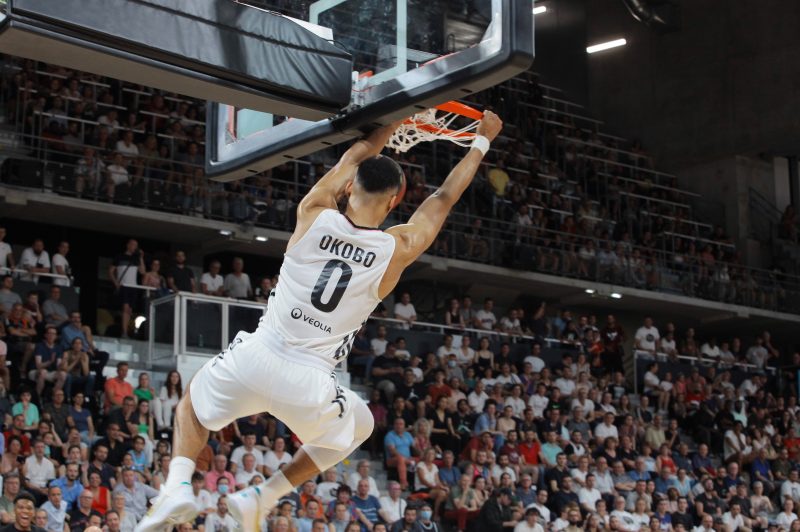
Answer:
[
  {"left": 14, "top": 492, "right": 36, "bottom": 506},
  {"left": 356, "top": 155, "right": 404, "bottom": 194}
]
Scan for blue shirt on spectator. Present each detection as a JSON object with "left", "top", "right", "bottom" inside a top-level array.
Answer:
[
  {"left": 50, "top": 476, "right": 83, "bottom": 510},
  {"left": 61, "top": 324, "right": 90, "bottom": 352},
  {"left": 34, "top": 341, "right": 62, "bottom": 370},
  {"left": 654, "top": 476, "right": 677, "bottom": 495},
  {"left": 751, "top": 457, "right": 770, "bottom": 481},
  {"left": 629, "top": 470, "right": 651, "bottom": 482},
  {"left": 384, "top": 430, "right": 414, "bottom": 458},
  {"left": 472, "top": 412, "right": 496, "bottom": 437},
  {"left": 438, "top": 465, "right": 461, "bottom": 487},
  {"left": 352, "top": 494, "right": 382, "bottom": 530}
]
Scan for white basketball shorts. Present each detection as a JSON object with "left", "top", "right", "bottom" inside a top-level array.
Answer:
[{"left": 190, "top": 330, "right": 363, "bottom": 452}]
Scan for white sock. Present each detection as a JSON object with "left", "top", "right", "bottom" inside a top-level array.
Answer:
[
  {"left": 256, "top": 471, "right": 294, "bottom": 510},
  {"left": 164, "top": 456, "right": 196, "bottom": 490}
]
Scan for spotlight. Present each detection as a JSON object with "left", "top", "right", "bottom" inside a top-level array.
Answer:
[
  {"left": 533, "top": 5, "right": 547, "bottom": 15},
  {"left": 587, "top": 38, "right": 627, "bottom": 54},
  {"left": 255, "top": 235, "right": 268, "bottom": 242},
  {"left": 134, "top": 315, "right": 146, "bottom": 329},
  {"left": 219, "top": 230, "right": 232, "bottom": 236},
  {"left": 610, "top": 292, "right": 623, "bottom": 299},
  {"left": 585, "top": 288, "right": 596, "bottom": 295}
]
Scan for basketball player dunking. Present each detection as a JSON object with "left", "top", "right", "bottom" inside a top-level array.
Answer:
[{"left": 136, "top": 111, "right": 502, "bottom": 532}]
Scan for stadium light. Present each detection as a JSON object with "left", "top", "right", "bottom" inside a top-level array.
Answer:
[
  {"left": 219, "top": 229, "right": 232, "bottom": 236},
  {"left": 255, "top": 235, "right": 268, "bottom": 242},
  {"left": 533, "top": 5, "right": 547, "bottom": 15},
  {"left": 585, "top": 288, "right": 596, "bottom": 295},
  {"left": 610, "top": 292, "right": 623, "bottom": 299},
  {"left": 134, "top": 315, "right": 146, "bottom": 329},
  {"left": 586, "top": 38, "right": 627, "bottom": 54}
]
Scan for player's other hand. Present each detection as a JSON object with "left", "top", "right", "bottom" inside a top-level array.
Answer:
[{"left": 477, "top": 110, "right": 503, "bottom": 142}]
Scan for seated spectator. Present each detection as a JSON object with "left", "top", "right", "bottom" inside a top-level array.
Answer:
[
  {"left": 112, "top": 467, "right": 159, "bottom": 521},
  {"left": 477, "top": 487, "right": 517, "bottom": 530},
  {"left": 204, "top": 496, "right": 237, "bottom": 531},
  {"left": 29, "top": 326, "right": 66, "bottom": 397},
  {"left": 60, "top": 311, "right": 109, "bottom": 391},
  {"left": 384, "top": 418, "right": 418, "bottom": 491},
  {"left": 68, "top": 489, "right": 102, "bottom": 532},
  {"left": 0, "top": 275, "right": 22, "bottom": 316},
  {"left": 41, "top": 286, "right": 69, "bottom": 329}
]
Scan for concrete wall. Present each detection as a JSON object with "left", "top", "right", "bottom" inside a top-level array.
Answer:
[{"left": 583, "top": 0, "right": 800, "bottom": 169}]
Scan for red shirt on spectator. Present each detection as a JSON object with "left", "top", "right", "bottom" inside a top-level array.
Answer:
[
  {"left": 205, "top": 469, "right": 236, "bottom": 493},
  {"left": 3, "top": 429, "right": 32, "bottom": 455},
  {"left": 518, "top": 440, "right": 540, "bottom": 466},
  {"left": 428, "top": 383, "right": 452, "bottom": 406},
  {"left": 104, "top": 376, "right": 133, "bottom": 413}
]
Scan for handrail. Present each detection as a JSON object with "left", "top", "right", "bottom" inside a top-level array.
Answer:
[
  {"left": 0, "top": 267, "right": 72, "bottom": 283},
  {"left": 634, "top": 351, "right": 776, "bottom": 375},
  {"left": 597, "top": 171, "right": 700, "bottom": 198},
  {"left": 368, "top": 316, "right": 563, "bottom": 347},
  {"left": 560, "top": 135, "right": 652, "bottom": 162},
  {"left": 578, "top": 153, "right": 677, "bottom": 179}
]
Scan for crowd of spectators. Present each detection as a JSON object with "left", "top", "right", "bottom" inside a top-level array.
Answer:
[{"left": 352, "top": 303, "right": 800, "bottom": 532}]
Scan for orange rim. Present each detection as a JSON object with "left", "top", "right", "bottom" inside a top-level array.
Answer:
[{"left": 435, "top": 101, "right": 483, "bottom": 121}]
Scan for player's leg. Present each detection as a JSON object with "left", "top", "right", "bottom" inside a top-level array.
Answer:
[
  {"left": 134, "top": 386, "right": 208, "bottom": 532},
  {"left": 228, "top": 393, "right": 375, "bottom": 527}
]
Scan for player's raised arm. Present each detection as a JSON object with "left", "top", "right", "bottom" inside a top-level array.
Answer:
[
  {"left": 297, "top": 120, "right": 405, "bottom": 214},
  {"left": 387, "top": 111, "right": 503, "bottom": 266}
]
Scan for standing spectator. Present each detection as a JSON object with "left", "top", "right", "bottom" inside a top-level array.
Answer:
[
  {"left": 75, "top": 147, "right": 106, "bottom": 197},
  {"left": 392, "top": 292, "right": 417, "bottom": 330},
  {"left": 601, "top": 315, "right": 625, "bottom": 373},
  {"left": 746, "top": 337, "right": 769, "bottom": 369},
  {"left": 199, "top": 260, "right": 224, "bottom": 296},
  {"left": 51, "top": 241, "right": 71, "bottom": 287},
  {"left": 42, "top": 286, "right": 69, "bottom": 329},
  {"left": 109, "top": 240, "right": 145, "bottom": 338},
  {"left": 370, "top": 325, "right": 389, "bottom": 357},
  {"left": 223, "top": 257, "right": 251, "bottom": 299},
  {"left": 460, "top": 296, "right": 476, "bottom": 328},
  {"left": 475, "top": 298, "right": 498, "bottom": 331},
  {"left": 634, "top": 317, "right": 659, "bottom": 359},
  {"left": 0, "top": 227, "right": 15, "bottom": 273},
  {"left": 18, "top": 239, "right": 50, "bottom": 283},
  {"left": 166, "top": 251, "right": 195, "bottom": 293}
]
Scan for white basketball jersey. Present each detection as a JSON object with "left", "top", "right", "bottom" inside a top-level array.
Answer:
[{"left": 257, "top": 208, "right": 396, "bottom": 367}]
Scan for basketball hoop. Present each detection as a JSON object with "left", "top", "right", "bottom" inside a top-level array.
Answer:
[{"left": 386, "top": 101, "right": 484, "bottom": 153}]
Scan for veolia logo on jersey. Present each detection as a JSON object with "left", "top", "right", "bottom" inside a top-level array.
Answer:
[
  {"left": 319, "top": 235, "right": 377, "bottom": 267},
  {"left": 290, "top": 307, "right": 332, "bottom": 334}
]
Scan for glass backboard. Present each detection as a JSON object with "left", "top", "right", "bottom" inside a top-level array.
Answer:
[{"left": 207, "top": 0, "right": 534, "bottom": 181}]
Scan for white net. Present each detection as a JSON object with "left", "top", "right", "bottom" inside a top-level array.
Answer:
[{"left": 386, "top": 108, "right": 480, "bottom": 153}]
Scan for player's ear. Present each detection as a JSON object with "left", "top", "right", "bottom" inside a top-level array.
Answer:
[{"left": 343, "top": 180, "right": 354, "bottom": 197}]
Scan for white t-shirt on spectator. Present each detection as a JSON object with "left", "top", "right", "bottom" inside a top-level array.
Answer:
[
  {"left": 51, "top": 253, "right": 70, "bottom": 286},
  {"left": 19, "top": 248, "right": 51, "bottom": 282},
  {"left": 200, "top": 272, "right": 224, "bottom": 294},
  {"left": 235, "top": 468, "right": 261, "bottom": 488},
  {"left": 780, "top": 479, "right": 800, "bottom": 502},
  {"left": 634, "top": 326, "right": 659, "bottom": 352},
  {"left": 316, "top": 481, "right": 341, "bottom": 504},
  {"left": 436, "top": 345, "right": 459, "bottom": 361},
  {"left": 571, "top": 398, "right": 595, "bottom": 417},
  {"left": 370, "top": 338, "right": 388, "bottom": 356},
  {"left": 224, "top": 272, "right": 251, "bottom": 299},
  {"left": 108, "top": 164, "right": 129, "bottom": 186},
  {"left": 24, "top": 455, "right": 55, "bottom": 488},
  {"left": 700, "top": 343, "right": 720, "bottom": 359},
  {"left": 263, "top": 450, "right": 292, "bottom": 473},
  {"left": 0, "top": 242, "right": 12, "bottom": 269},
  {"left": 193, "top": 488, "right": 213, "bottom": 511},
  {"left": 526, "top": 503, "right": 550, "bottom": 524},
  {"left": 528, "top": 394, "right": 549, "bottom": 418},
  {"left": 514, "top": 522, "right": 544, "bottom": 532},
  {"left": 579, "top": 487, "right": 602, "bottom": 510},
  {"left": 594, "top": 423, "right": 619, "bottom": 441},
  {"left": 475, "top": 309, "right": 497, "bottom": 330},
  {"left": 204, "top": 512, "right": 237, "bottom": 531},
  {"left": 747, "top": 346, "right": 769, "bottom": 368},
  {"left": 555, "top": 377, "right": 576, "bottom": 397},
  {"left": 116, "top": 140, "right": 140, "bottom": 157},
  {"left": 230, "top": 446, "right": 264, "bottom": 469},
  {"left": 97, "top": 115, "right": 120, "bottom": 131},
  {"left": 346, "top": 473, "right": 380, "bottom": 498},
  {"left": 393, "top": 302, "right": 416, "bottom": 329},
  {"left": 659, "top": 337, "right": 676, "bottom": 355},
  {"left": 524, "top": 356, "right": 546, "bottom": 373},
  {"left": 379, "top": 496, "right": 407, "bottom": 525},
  {"left": 776, "top": 512, "right": 798, "bottom": 531},
  {"left": 468, "top": 390, "right": 489, "bottom": 413}
]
